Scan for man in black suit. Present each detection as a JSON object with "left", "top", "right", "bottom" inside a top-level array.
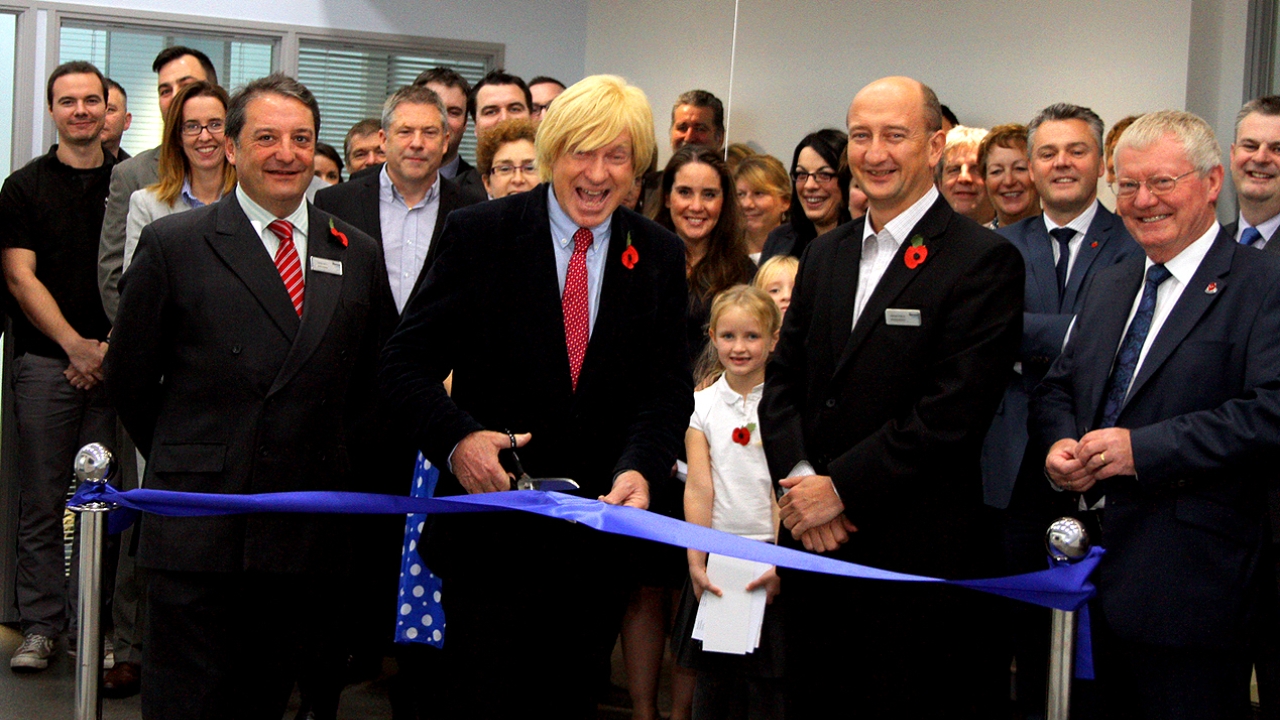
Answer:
[
  {"left": 314, "top": 82, "right": 478, "bottom": 713},
  {"left": 988, "top": 103, "right": 1140, "bottom": 516},
  {"left": 412, "top": 67, "right": 485, "bottom": 204},
  {"left": 105, "top": 74, "right": 391, "bottom": 719},
  {"left": 444, "top": 69, "right": 532, "bottom": 201},
  {"left": 380, "top": 74, "right": 691, "bottom": 719},
  {"left": 316, "top": 83, "right": 476, "bottom": 321},
  {"left": 759, "top": 76, "right": 1023, "bottom": 718},
  {"left": 1228, "top": 95, "right": 1280, "bottom": 250},
  {"left": 1231, "top": 95, "right": 1280, "bottom": 720},
  {"left": 1033, "top": 110, "right": 1280, "bottom": 719}
]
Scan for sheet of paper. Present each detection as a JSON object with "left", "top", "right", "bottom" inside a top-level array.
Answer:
[{"left": 690, "top": 554, "right": 770, "bottom": 654}]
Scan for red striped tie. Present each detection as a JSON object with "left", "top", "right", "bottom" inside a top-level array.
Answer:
[
  {"left": 562, "top": 227, "right": 593, "bottom": 390},
  {"left": 268, "top": 219, "right": 304, "bottom": 316}
]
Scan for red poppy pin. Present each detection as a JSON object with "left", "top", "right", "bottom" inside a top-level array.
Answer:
[
  {"left": 1091, "top": 241, "right": 1099, "bottom": 248},
  {"left": 1205, "top": 282, "right": 1218, "bottom": 295},
  {"left": 731, "top": 423, "right": 757, "bottom": 446},
  {"left": 904, "top": 235, "right": 928, "bottom": 269},
  {"left": 329, "top": 218, "right": 348, "bottom": 247},
  {"left": 621, "top": 232, "right": 639, "bottom": 269}
]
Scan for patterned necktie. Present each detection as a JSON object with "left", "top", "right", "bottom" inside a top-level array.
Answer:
[
  {"left": 1098, "top": 264, "right": 1173, "bottom": 428},
  {"left": 1050, "top": 227, "right": 1075, "bottom": 306},
  {"left": 268, "top": 219, "right": 304, "bottom": 317},
  {"left": 562, "top": 227, "right": 593, "bottom": 391},
  {"left": 1240, "top": 226, "right": 1263, "bottom": 247}
]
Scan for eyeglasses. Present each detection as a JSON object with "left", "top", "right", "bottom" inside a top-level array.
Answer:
[
  {"left": 792, "top": 170, "right": 838, "bottom": 185},
  {"left": 491, "top": 163, "right": 537, "bottom": 178},
  {"left": 1111, "top": 170, "right": 1197, "bottom": 198},
  {"left": 181, "top": 120, "right": 225, "bottom": 137},
  {"left": 531, "top": 103, "right": 552, "bottom": 115}
]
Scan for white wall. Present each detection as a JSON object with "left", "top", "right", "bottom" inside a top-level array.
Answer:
[
  {"left": 587, "top": 0, "right": 1197, "bottom": 169},
  {"left": 1186, "top": 0, "right": 1250, "bottom": 220},
  {"left": 66, "top": 0, "right": 589, "bottom": 83}
]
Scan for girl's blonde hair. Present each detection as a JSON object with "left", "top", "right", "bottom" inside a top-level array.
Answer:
[
  {"left": 696, "top": 284, "right": 782, "bottom": 387},
  {"left": 753, "top": 255, "right": 798, "bottom": 293}
]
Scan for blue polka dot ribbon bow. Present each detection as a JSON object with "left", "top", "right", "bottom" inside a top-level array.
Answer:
[{"left": 395, "top": 453, "right": 446, "bottom": 647}]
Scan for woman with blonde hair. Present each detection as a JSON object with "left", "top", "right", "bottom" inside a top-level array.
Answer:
[
  {"left": 734, "top": 154, "right": 791, "bottom": 263},
  {"left": 124, "top": 81, "right": 235, "bottom": 270}
]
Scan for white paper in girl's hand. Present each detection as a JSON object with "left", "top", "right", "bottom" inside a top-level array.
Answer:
[{"left": 690, "top": 554, "right": 770, "bottom": 654}]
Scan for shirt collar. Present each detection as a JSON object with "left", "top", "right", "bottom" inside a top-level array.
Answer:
[
  {"left": 1150, "top": 221, "right": 1219, "bottom": 285},
  {"left": 714, "top": 373, "right": 763, "bottom": 407},
  {"left": 236, "top": 185, "right": 308, "bottom": 237},
  {"left": 380, "top": 164, "right": 439, "bottom": 208},
  {"left": 548, "top": 185, "right": 611, "bottom": 251},
  {"left": 1042, "top": 199, "right": 1100, "bottom": 237},
  {"left": 1238, "top": 211, "right": 1280, "bottom": 242},
  {"left": 180, "top": 178, "right": 220, "bottom": 209},
  {"left": 863, "top": 186, "right": 939, "bottom": 245}
]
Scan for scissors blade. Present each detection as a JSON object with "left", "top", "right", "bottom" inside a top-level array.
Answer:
[{"left": 515, "top": 477, "right": 581, "bottom": 492}]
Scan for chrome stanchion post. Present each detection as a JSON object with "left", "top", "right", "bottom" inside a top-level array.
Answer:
[
  {"left": 1045, "top": 517, "right": 1091, "bottom": 720},
  {"left": 67, "top": 443, "right": 117, "bottom": 720}
]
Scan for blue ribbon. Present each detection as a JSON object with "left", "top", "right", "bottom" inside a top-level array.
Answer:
[{"left": 70, "top": 482, "right": 1101, "bottom": 674}]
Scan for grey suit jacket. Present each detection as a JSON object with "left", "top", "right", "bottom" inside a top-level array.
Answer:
[
  {"left": 99, "top": 146, "right": 159, "bottom": 323},
  {"left": 979, "top": 204, "right": 1140, "bottom": 508},
  {"left": 123, "top": 188, "right": 191, "bottom": 273}
]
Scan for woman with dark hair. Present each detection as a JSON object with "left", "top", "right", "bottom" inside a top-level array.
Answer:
[
  {"left": 313, "top": 142, "right": 344, "bottom": 185},
  {"left": 124, "top": 81, "right": 235, "bottom": 270},
  {"left": 655, "top": 145, "right": 758, "bottom": 365},
  {"left": 758, "top": 128, "right": 853, "bottom": 263}
]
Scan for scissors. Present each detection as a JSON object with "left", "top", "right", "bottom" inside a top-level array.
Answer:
[{"left": 501, "top": 429, "right": 580, "bottom": 492}]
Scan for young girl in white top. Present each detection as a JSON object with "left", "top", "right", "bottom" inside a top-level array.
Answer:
[{"left": 676, "top": 284, "right": 785, "bottom": 719}]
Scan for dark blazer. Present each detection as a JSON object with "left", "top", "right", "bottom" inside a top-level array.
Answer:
[
  {"left": 314, "top": 167, "right": 478, "bottom": 320},
  {"left": 1031, "top": 229, "right": 1280, "bottom": 650},
  {"left": 452, "top": 157, "right": 488, "bottom": 205},
  {"left": 105, "top": 193, "right": 392, "bottom": 575},
  {"left": 760, "top": 195, "right": 1023, "bottom": 579},
  {"left": 380, "top": 182, "right": 692, "bottom": 500},
  {"left": 1224, "top": 219, "right": 1280, "bottom": 254},
  {"left": 980, "top": 204, "right": 1141, "bottom": 508}
]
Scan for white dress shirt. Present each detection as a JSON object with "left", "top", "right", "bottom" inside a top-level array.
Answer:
[
  {"left": 1043, "top": 199, "right": 1100, "bottom": 282},
  {"left": 379, "top": 166, "right": 441, "bottom": 313},
  {"left": 853, "top": 186, "right": 939, "bottom": 327},
  {"left": 236, "top": 185, "right": 309, "bottom": 263}
]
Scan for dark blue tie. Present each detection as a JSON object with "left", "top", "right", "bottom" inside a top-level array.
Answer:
[
  {"left": 1098, "top": 264, "right": 1173, "bottom": 428},
  {"left": 1240, "top": 226, "right": 1262, "bottom": 247},
  {"left": 1050, "top": 227, "right": 1075, "bottom": 307}
]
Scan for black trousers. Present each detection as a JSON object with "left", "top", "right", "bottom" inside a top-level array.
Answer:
[
  {"left": 782, "top": 569, "right": 1005, "bottom": 720},
  {"left": 142, "top": 569, "right": 350, "bottom": 720},
  {"left": 425, "top": 513, "right": 631, "bottom": 719}
]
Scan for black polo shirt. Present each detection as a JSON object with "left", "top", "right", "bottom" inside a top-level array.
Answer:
[{"left": 0, "top": 144, "right": 113, "bottom": 359}]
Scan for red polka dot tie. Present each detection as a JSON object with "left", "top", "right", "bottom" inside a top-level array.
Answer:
[
  {"left": 562, "top": 227, "right": 593, "bottom": 391},
  {"left": 268, "top": 219, "right": 304, "bottom": 317}
]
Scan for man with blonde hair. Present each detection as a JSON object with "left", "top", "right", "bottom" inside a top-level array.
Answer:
[
  {"left": 380, "top": 74, "right": 692, "bottom": 719},
  {"left": 1034, "top": 109, "right": 1280, "bottom": 718}
]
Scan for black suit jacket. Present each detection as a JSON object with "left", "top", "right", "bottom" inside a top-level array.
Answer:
[
  {"left": 452, "top": 164, "right": 488, "bottom": 206},
  {"left": 980, "top": 206, "right": 1141, "bottom": 508},
  {"left": 1031, "top": 229, "right": 1280, "bottom": 649},
  {"left": 105, "top": 193, "right": 392, "bottom": 574},
  {"left": 760, "top": 195, "right": 1024, "bottom": 579},
  {"left": 380, "top": 183, "right": 692, "bottom": 501}
]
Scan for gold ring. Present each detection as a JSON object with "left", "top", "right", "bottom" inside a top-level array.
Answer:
[{"left": 1100, "top": 452, "right": 1106, "bottom": 464}]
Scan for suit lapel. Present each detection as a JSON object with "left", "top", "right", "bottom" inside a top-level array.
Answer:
[
  {"left": 358, "top": 172, "right": 383, "bottom": 242},
  {"left": 835, "top": 197, "right": 950, "bottom": 375},
  {"left": 209, "top": 194, "right": 300, "bottom": 342},
  {"left": 1062, "top": 206, "right": 1113, "bottom": 309},
  {"left": 409, "top": 178, "right": 460, "bottom": 302},
  {"left": 1122, "top": 231, "right": 1233, "bottom": 410},
  {"left": 508, "top": 187, "right": 574, "bottom": 395},
  {"left": 1023, "top": 219, "right": 1060, "bottom": 312},
  {"left": 268, "top": 205, "right": 346, "bottom": 397},
  {"left": 826, "top": 221, "right": 863, "bottom": 368},
  {"left": 577, "top": 209, "right": 638, "bottom": 399}
]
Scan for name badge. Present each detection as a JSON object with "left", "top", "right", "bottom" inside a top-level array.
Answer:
[
  {"left": 884, "top": 308, "right": 921, "bottom": 327},
  {"left": 310, "top": 257, "right": 343, "bottom": 276}
]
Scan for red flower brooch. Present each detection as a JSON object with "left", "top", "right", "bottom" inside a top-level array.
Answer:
[
  {"left": 731, "top": 423, "right": 757, "bottom": 445},
  {"left": 329, "top": 218, "right": 348, "bottom": 247},
  {"left": 904, "top": 235, "right": 927, "bottom": 269},
  {"left": 621, "top": 233, "right": 639, "bottom": 269}
]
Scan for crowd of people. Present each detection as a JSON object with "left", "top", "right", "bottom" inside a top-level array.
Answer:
[{"left": 2, "top": 41, "right": 1280, "bottom": 720}]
